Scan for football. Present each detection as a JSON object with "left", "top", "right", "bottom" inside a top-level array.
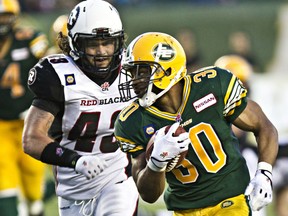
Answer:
[{"left": 146, "top": 125, "right": 188, "bottom": 172}]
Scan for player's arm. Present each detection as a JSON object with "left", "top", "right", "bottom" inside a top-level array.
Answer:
[
  {"left": 23, "top": 106, "right": 56, "bottom": 160},
  {"left": 131, "top": 152, "right": 166, "bottom": 203},
  {"left": 23, "top": 104, "right": 107, "bottom": 180},
  {"left": 128, "top": 122, "right": 190, "bottom": 203},
  {"left": 233, "top": 99, "right": 278, "bottom": 165},
  {"left": 24, "top": 57, "right": 63, "bottom": 158},
  {"left": 233, "top": 99, "right": 278, "bottom": 211},
  {"left": 23, "top": 57, "right": 79, "bottom": 166},
  {"left": 23, "top": 57, "right": 106, "bottom": 179},
  {"left": 115, "top": 106, "right": 165, "bottom": 202}
]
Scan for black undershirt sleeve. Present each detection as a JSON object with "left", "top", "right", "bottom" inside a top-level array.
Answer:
[
  {"left": 32, "top": 98, "right": 60, "bottom": 117},
  {"left": 28, "top": 57, "right": 65, "bottom": 116}
]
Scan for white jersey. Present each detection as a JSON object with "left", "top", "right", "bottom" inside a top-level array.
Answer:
[{"left": 30, "top": 54, "right": 133, "bottom": 200}]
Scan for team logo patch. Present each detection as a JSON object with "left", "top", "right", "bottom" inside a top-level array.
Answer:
[
  {"left": 221, "top": 200, "right": 234, "bottom": 208},
  {"left": 144, "top": 124, "right": 156, "bottom": 138},
  {"left": 67, "top": 6, "right": 80, "bottom": 34},
  {"left": 101, "top": 82, "right": 110, "bottom": 91},
  {"left": 152, "top": 43, "right": 175, "bottom": 61},
  {"left": 56, "top": 147, "right": 64, "bottom": 156},
  {"left": 65, "top": 74, "right": 76, "bottom": 85},
  {"left": 160, "top": 151, "right": 169, "bottom": 159},
  {"left": 193, "top": 93, "right": 217, "bottom": 112},
  {"left": 27, "top": 68, "right": 37, "bottom": 85},
  {"left": 175, "top": 113, "right": 182, "bottom": 122}
]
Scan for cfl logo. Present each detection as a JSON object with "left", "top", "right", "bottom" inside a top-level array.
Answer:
[{"left": 152, "top": 43, "right": 175, "bottom": 61}]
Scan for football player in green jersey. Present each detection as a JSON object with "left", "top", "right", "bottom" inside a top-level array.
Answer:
[
  {"left": 114, "top": 32, "right": 278, "bottom": 216},
  {"left": 0, "top": 0, "right": 49, "bottom": 215}
]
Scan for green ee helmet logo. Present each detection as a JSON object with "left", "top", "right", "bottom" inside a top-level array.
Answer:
[{"left": 152, "top": 43, "right": 175, "bottom": 61}]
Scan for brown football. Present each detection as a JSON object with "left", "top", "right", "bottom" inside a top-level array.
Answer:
[{"left": 146, "top": 125, "right": 188, "bottom": 172}]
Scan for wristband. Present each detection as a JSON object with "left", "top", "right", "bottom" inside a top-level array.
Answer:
[
  {"left": 40, "top": 142, "right": 81, "bottom": 168},
  {"left": 258, "top": 161, "right": 272, "bottom": 173},
  {"left": 147, "top": 158, "right": 166, "bottom": 172}
]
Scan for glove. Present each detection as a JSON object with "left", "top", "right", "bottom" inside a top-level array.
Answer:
[
  {"left": 147, "top": 122, "right": 190, "bottom": 172},
  {"left": 244, "top": 162, "right": 273, "bottom": 211},
  {"left": 75, "top": 155, "right": 107, "bottom": 180}
]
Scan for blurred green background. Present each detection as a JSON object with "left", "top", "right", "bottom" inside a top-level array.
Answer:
[{"left": 21, "top": 2, "right": 281, "bottom": 72}]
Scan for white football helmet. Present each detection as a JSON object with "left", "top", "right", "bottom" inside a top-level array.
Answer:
[
  {"left": 119, "top": 32, "right": 187, "bottom": 107},
  {"left": 67, "top": 0, "right": 124, "bottom": 79}
]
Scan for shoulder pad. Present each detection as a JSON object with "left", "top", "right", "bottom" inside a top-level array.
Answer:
[{"left": 28, "top": 57, "right": 64, "bottom": 102}]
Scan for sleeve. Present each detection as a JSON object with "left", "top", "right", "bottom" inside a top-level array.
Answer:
[
  {"left": 115, "top": 118, "right": 145, "bottom": 157},
  {"left": 217, "top": 67, "right": 248, "bottom": 122},
  {"left": 28, "top": 57, "right": 64, "bottom": 115},
  {"left": 32, "top": 98, "right": 61, "bottom": 117},
  {"left": 114, "top": 103, "right": 146, "bottom": 157}
]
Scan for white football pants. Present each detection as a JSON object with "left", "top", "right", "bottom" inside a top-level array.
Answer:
[{"left": 58, "top": 177, "right": 139, "bottom": 216}]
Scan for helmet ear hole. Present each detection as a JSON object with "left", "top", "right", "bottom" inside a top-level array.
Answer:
[{"left": 165, "top": 68, "right": 172, "bottom": 76}]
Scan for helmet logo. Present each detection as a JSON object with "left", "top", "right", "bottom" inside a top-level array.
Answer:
[
  {"left": 67, "top": 6, "right": 80, "bottom": 33},
  {"left": 152, "top": 43, "right": 175, "bottom": 61}
]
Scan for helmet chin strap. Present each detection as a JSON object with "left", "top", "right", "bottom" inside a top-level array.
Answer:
[
  {"left": 70, "top": 50, "right": 79, "bottom": 61},
  {"left": 139, "top": 66, "right": 185, "bottom": 108},
  {"left": 139, "top": 92, "right": 157, "bottom": 108}
]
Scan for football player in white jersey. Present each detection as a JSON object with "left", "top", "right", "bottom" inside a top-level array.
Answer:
[{"left": 22, "top": 0, "right": 139, "bottom": 215}]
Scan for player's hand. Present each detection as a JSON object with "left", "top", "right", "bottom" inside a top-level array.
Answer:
[
  {"left": 75, "top": 155, "right": 107, "bottom": 180},
  {"left": 148, "top": 122, "right": 190, "bottom": 172},
  {"left": 244, "top": 162, "right": 273, "bottom": 211}
]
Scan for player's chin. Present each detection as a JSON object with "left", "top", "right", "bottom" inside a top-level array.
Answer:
[
  {"left": 132, "top": 84, "right": 147, "bottom": 98},
  {"left": 133, "top": 89, "right": 146, "bottom": 98}
]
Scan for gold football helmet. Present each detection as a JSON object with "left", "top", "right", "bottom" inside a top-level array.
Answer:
[
  {"left": 214, "top": 54, "right": 252, "bottom": 83},
  {"left": 0, "top": 0, "right": 20, "bottom": 14},
  {"left": 119, "top": 32, "right": 187, "bottom": 107},
  {"left": 0, "top": 0, "right": 20, "bottom": 38},
  {"left": 50, "top": 14, "right": 68, "bottom": 41}
]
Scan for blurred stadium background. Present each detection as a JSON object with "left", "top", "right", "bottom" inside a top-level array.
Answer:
[{"left": 18, "top": 0, "right": 288, "bottom": 215}]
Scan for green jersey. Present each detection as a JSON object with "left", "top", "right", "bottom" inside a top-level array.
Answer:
[
  {"left": 0, "top": 27, "right": 48, "bottom": 120},
  {"left": 115, "top": 66, "right": 250, "bottom": 210}
]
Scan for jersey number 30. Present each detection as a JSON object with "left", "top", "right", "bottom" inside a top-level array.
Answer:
[{"left": 172, "top": 122, "right": 227, "bottom": 184}]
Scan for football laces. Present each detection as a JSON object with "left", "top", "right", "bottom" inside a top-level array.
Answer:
[{"left": 166, "top": 155, "right": 180, "bottom": 172}]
